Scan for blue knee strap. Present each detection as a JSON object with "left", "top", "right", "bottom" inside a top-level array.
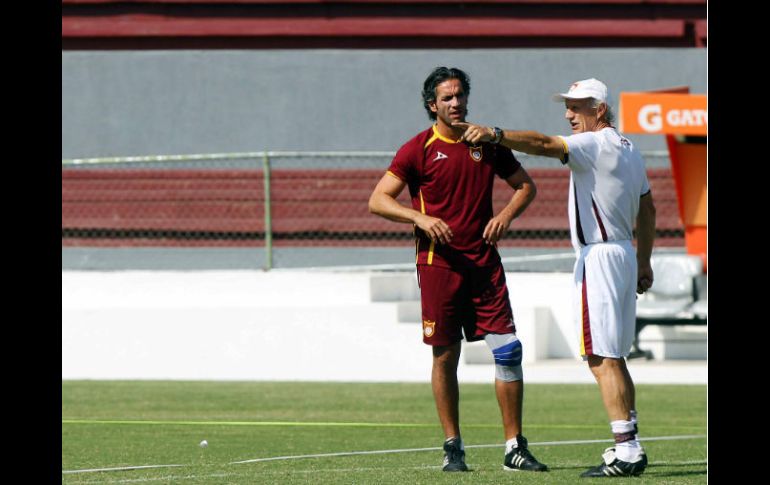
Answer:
[{"left": 491, "top": 338, "right": 523, "bottom": 367}]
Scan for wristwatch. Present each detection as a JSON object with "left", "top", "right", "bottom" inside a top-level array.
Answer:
[{"left": 491, "top": 126, "right": 503, "bottom": 144}]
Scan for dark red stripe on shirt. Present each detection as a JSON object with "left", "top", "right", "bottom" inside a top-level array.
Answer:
[
  {"left": 582, "top": 267, "right": 593, "bottom": 355},
  {"left": 591, "top": 197, "right": 608, "bottom": 242},
  {"left": 573, "top": 182, "right": 586, "bottom": 246}
]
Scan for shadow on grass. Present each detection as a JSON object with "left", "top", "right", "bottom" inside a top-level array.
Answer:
[
  {"left": 645, "top": 470, "right": 707, "bottom": 478},
  {"left": 545, "top": 461, "right": 707, "bottom": 473}
]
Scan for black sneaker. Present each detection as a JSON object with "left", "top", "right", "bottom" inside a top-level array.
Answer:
[
  {"left": 580, "top": 447, "right": 648, "bottom": 477},
  {"left": 442, "top": 437, "right": 469, "bottom": 472},
  {"left": 503, "top": 434, "right": 548, "bottom": 472}
]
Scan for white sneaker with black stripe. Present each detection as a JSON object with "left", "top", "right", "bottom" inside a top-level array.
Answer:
[
  {"left": 580, "top": 447, "right": 648, "bottom": 478},
  {"left": 502, "top": 435, "right": 548, "bottom": 472}
]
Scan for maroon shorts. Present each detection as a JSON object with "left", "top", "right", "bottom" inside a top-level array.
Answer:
[{"left": 417, "top": 263, "right": 516, "bottom": 346}]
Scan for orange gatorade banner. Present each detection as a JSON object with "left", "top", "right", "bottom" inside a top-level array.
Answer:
[{"left": 619, "top": 93, "right": 707, "bottom": 136}]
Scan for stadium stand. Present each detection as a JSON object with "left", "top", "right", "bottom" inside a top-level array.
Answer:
[
  {"left": 61, "top": 167, "right": 684, "bottom": 248},
  {"left": 62, "top": 0, "right": 707, "bottom": 49}
]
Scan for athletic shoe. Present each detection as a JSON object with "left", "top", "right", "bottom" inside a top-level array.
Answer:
[
  {"left": 580, "top": 447, "right": 648, "bottom": 477},
  {"left": 503, "top": 434, "right": 548, "bottom": 472},
  {"left": 442, "top": 437, "right": 469, "bottom": 472}
]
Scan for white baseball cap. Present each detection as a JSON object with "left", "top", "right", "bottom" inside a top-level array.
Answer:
[{"left": 552, "top": 78, "right": 609, "bottom": 103}]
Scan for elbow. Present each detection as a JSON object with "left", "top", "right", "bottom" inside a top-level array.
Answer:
[
  {"left": 543, "top": 140, "right": 564, "bottom": 159},
  {"left": 527, "top": 182, "right": 538, "bottom": 202},
  {"left": 639, "top": 193, "right": 656, "bottom": 217},
  {"left": 520, "top": 136, "right": 550, "bottom": 156},
  {"left": 638, "top": 202, "right": 656, "bottom": 225},
  {"left": 645, "top": 202, "right": 657, "bottom": 219},
  {"left": 526, "top": 133, "right": 553, "bottom": 156},
  {"left": 536, "top": 138, "right": 552, "bottom": 157},
  {"left": 526, "top": 176, "right": 537, "bottom": 199},
  {"left": 368, "top": 194, "right": 380, "bottom": 216}
]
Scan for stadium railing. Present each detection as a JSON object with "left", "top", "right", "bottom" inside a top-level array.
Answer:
[{"left": 62, "top": 150, "right": 683, "bottom": 270}]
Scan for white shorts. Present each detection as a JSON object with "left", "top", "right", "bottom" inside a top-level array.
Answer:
[{"left": 573, "top": 240, "right": 637, "bottom": 358}]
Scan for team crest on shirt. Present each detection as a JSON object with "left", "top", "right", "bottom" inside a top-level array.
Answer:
[
  {"left": 423, "top": 319, "right": 436, "bottom": 337},
  {"left": 469, "top": 146, "right": 483, "bottom": 162}
]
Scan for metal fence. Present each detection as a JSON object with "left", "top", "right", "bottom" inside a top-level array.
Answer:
[{"left": 62, "top": 150, "right": 681, "bottom": 270}]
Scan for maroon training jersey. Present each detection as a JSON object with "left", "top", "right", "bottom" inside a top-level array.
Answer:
[{"left": 387, "top": 125, "right": 521, "bottom": 268}]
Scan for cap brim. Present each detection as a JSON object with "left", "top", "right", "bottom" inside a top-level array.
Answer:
[{"left": 552, "top": 93, "right": 598, "bottom": 103}]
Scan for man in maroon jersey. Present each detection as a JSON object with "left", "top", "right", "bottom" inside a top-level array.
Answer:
[{"left": 369, "top": 67, "right": 547, "bottom": 473}]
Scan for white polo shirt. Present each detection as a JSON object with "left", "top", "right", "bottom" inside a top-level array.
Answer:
[{"left": 559, "top": 128, "right": 650, "bottom": 252}]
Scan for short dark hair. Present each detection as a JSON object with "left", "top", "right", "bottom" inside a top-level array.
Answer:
[{"left": 421, "top": 67, "right": 471, "bottom": 120}]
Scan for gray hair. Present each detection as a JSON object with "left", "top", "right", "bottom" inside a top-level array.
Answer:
[{"left": 591, "top": 98, "right": 615, "bottom": 124}]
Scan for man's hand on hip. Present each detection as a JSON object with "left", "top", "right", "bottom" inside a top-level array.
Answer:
[
  {"left": 482, "top": 216, "right": 511, "bottom": 245},
  {"left": 415, "top": 214, "right": 453, "bottom": 245}
]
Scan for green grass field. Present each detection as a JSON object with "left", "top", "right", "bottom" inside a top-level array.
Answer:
[{"left": 62, "top": 381, "right": 707, "bottom": 484}]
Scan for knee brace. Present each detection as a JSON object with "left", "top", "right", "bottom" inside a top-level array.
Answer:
[{"left": 484, "top": 333, "right": 523, "bottom": 382}]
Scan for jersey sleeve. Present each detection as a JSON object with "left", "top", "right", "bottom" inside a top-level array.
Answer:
[
  {"left": 492, "top": 145, "right": 522, "bottom": 180},
  {"left": 560, "top": 132, "right": 601, "bottom": 171},
  {"left": 387, "top": 140, "right": 419, "bottom": 183}
]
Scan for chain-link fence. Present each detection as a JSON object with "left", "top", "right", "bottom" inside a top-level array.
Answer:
[{"left": 62, "top": 151, "right": 683, "bottom": 269}]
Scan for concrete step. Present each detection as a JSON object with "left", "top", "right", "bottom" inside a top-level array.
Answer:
[
  {"left": 637, "top": 325, "right": 707, "bottom": 360},
  {"left": 369, "top": 273, "right": 419, "bottom": 302},
  {"left": 63, "top": 269, "right": 707, "bottom": 383},
  {"left": 63, "top": 270, "right": 376, "bottom": 309},
  {"left": 397, "top": 300, "right": 421, "bottom": 323},
  {"left": 62, "top": 303, "right": 436, "bottom": 381}
]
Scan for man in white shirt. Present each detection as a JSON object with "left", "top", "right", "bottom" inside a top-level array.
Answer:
[{"left": 452, "top": 78, "right": 656, "bottom": 478}]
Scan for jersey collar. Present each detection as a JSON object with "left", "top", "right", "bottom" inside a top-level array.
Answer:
[{"left": 432, "top": 124, "right": 462, "bottom": 144}]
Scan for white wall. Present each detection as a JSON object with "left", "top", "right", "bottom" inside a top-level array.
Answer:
[
  {"left": 62, "top": 48, "right": 706, "bottom": 158},
  {"left": 62, "top": 270, "right": 706, "bottom": 384}
]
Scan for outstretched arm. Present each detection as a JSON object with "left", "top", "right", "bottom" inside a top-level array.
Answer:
[
  {"left": 635, "top": 192, "right": 656, "bottom": 294},
  {"left": 452, "top": 122, "right": 566, "bottom": 161},
  {"left": 483, "top": 166, "right": 537, "bottom": 244},
  {"left": 368, "top": 172, "right": 454, "bottom": 245}
]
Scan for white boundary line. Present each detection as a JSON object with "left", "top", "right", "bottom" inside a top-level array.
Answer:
[
  {"left": 62, "top": 464, "right": 185, "bottom": 474},
  {"left": 229, "top": 434, "right": 705, "bottom": 464},
  {"left": 62, "top": 434, "right": 705, "bottom": 474}
]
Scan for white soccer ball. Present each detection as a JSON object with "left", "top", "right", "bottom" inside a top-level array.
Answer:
[{"left": 199, "top": 440, "right": 208, "bottom": 448}]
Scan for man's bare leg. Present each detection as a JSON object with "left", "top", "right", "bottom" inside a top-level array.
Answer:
[
  {"left": 587, "top": 355, "right": 633, "bottom": 421},
  {"left": 582, "top": 354, "right": 647, "bottom": 477},
  {"left": 432, "top": 342, "right": 462, "bottom": 439},
  {"left": 495, "top": 379, "right": 522, "bottom": 440}
]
